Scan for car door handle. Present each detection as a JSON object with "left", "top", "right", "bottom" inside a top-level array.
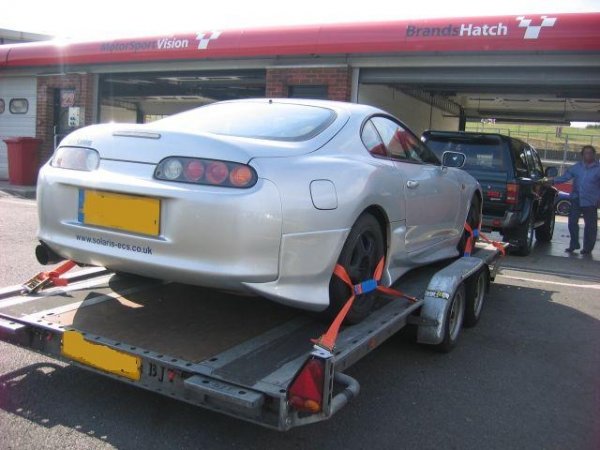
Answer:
[{"left": 406, "top": 180, "right": 419, "bottom": 189}]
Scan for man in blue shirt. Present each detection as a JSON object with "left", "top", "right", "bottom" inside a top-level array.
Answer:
[{"left": 553, "top": 145, "right": 600, "bottom": 254}]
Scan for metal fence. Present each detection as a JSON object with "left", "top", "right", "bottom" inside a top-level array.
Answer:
[{"left": 465, "top": 125, "right": 597, "bottom": 162}]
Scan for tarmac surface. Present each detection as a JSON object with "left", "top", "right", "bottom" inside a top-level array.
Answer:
[{"left": 0, "top": 191, "right": 599, "bottom": 449}]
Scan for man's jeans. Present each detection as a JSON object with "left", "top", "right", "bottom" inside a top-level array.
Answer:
[{"left": 568, "top": 198, "right": 598, "bottom": 251}]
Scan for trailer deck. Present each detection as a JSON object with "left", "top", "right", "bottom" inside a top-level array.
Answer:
[{"left": 0, "top": 244, "right": 503, "bottom": 430}]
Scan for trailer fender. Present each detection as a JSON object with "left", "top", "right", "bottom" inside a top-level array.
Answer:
[{"left": 417, "top": 257, "right": 485, "bottom": 345}]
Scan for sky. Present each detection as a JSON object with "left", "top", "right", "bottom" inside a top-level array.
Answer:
[{"left": 2, "top": 0, "right": 600, "bottom": 40}]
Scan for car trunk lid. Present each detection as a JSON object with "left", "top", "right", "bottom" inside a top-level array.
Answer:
[{"left": 59, "top": 115, "right": 349, "bottom": 165}]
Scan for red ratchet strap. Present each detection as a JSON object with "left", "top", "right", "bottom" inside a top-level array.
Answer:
[
  {"left": 313, "top": 257, "right": 418, "bottom": 352},
  {"left": 21, "top": 260, "right": 77, "bottom": 294},
  {"left": 464, "top": 222, "right": 506, "bottom": 257}
]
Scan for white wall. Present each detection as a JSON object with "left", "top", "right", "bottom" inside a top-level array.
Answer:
[
  {"left": 357, "top": 84, "right": 458, "bottom": 135},
  {"left": 0, "top": 76, "right": 37, "bottom": 180}
]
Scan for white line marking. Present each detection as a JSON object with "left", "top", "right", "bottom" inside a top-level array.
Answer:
[{"left": 498, "top": 274, "right": 600, "bottom": 290}]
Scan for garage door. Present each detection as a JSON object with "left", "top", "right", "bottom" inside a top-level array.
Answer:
[
  {"left": 359, "top": 66, "right": 600, "bottom": 123},
  {"left": 0, "top": 77, "right": 37, "bottom": 180}
]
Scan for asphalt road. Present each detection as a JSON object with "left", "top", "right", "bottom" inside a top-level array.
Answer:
[{"left": 0, "top": 192, "right": 599, "bottom": 450}]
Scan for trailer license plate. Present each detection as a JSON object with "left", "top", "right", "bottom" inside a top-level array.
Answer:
[
  {"left": 61, "top": 330, "right": 142, "bottom": 381},
  {"left": 79, "top": 189, "right": 160, "bottom": 236}
]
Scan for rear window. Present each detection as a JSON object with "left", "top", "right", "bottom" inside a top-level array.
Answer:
[
  {"left": 157, "top": 102, "right": 336, "bottom": 142},
  {"left": 425, "top": 136, "right": 507, "bottom": 171}
]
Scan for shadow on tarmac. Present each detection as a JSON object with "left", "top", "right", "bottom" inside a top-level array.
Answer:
[{"left": 0, "top": 281, "right": 598, "bottom": 450}]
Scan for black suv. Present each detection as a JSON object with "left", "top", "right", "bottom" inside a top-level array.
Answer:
[{"left": 422, "top": 131, "right": 558, "bottom": 256}]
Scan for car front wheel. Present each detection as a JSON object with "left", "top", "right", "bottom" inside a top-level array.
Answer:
[{"left": 458, "top": 197, "right": 481, "bottom": 256}]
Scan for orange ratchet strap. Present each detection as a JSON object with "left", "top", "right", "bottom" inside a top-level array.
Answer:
[
  {"left": 313, "top": 257, "right": 418, "bottom": 352},
  {"left": 21, "top": 260, "right": 77, "bottom": 294},
  {"left": 464, "top": 222, "right": 506, "bottom": 257}
]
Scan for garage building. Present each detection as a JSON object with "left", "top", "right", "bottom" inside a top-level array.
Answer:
[{"left": 0, "top": 12, "right": 599, "bottom": 180}]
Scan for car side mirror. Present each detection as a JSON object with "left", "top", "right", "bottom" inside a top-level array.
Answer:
[
  {"left": 441, "top": 151, "right": 466, "bottom": 168},
  {"left": 545, "top": 166, "right": 558, "bottom": 178},
  {"left": 516, "top": 167, "right": 529, "bottom": 177}
]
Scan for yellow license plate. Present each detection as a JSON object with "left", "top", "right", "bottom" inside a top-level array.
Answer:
[
  {"left": 61, "top": 330, "right": 141, "bottom": 381},
  {"left": 79, "top": 189, "right": 160, "bottom": 236}
]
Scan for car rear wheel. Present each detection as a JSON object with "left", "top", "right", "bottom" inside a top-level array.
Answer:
[
  {"left": 511, "top": 216, "right": 535, "bottom": 256},
  {"left": 326, "top": 214, "right": 385, "bottom": 324},
  {"left": 535, "top": 209, "right": 555, "bottom": 242},
  {"left": 555, "top": 199, "right": 571, "bottom": 216}
]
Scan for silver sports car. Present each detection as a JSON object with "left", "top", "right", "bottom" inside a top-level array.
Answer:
[{"left": 37, "top": 99, "right": 481, "bottom": 322}]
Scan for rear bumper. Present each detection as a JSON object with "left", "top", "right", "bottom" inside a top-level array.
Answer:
[
  {"left": 37, "top": 160, "right": 283, "bottom": 290},
  {"left": 481, "top": 211, "right": 521, "bottom": 232}
]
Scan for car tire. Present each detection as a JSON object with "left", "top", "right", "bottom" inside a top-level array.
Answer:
[
  {"left": 458, "top": 197, "right": 481, "bottom": 256},
  {"left": 464, "top": 267, "right": 488, "bottom": 328},
  {"left": 555, "top": 199, "right": 571, "bottom": 216},
  {"left": 434, "top": 283, "right": 466, "bottom": 353},
  {"left": 326, "top": 213, "right": 385, "bottom": 324},
  {"left": 511, "top": 215, "right": 535, "bottom": 256},
  {"left": 535, "top": 209, "right": 555, "bottom": 242}
]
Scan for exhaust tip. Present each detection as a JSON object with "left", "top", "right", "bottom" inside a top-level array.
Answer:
[{"left": 35, "top": 243, "right": 64, "bottom": 265}]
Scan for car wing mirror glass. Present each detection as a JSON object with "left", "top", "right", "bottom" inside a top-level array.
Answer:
[{"left": 441, "top": 151, "right": 466, "bottom": 168}]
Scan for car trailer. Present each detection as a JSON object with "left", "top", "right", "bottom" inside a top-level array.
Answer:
[{"left": 0, "top": 242, "right": 503, "bottom": 431}]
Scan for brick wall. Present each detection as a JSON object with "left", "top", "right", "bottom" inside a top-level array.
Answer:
[
  {"left": 265, "top": 67, "right": 352, "bottom": 101},
  {"left": 36, "top": 73, "right": 95, "bottom": 167}
]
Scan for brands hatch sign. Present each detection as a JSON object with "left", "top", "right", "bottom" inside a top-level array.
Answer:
[
  {"left": 7, "top": 12, "right": 596, "bottom": 68},
  {"left": 406, "top": 15, "right": 557, "bottom": 39},
  {"left": 98, "top": 15, "right": 560, "bottom": 55}
]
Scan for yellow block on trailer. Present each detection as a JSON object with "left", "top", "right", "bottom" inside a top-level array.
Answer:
[{"left": 61, "top": 330, "right": 142, "bottom": 381}]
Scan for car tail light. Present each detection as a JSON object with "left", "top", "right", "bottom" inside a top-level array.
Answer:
[
  {"left": 229, "top": 165, "right": 254, "bottom": 187},
  {"left": 163, "top": 159, "right": 183, "bottom": 180},
  {"left": 183, "top": 160, "right": 204, "bottom": 182},
  {"left": 506, "top": 183, "right": 519, "bottom": 204},
  {"left": 288, "top": 358, "right": 325, "bottom": 414},
  {"left": 205, "top": 161, "right": 229, "bottom": 185},
  {"left": 51, "top": 147, "right": 100, "bottom": 171},
  {"left": 155, "top": 157, "right": 257, "bottom": 188}
]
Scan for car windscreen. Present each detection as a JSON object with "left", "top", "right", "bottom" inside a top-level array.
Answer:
[
  {"left": 157, "top": 102, "right": 337, "bottom": 142},
  {"left": 425, "top": 136, "right": 507, "bottom": 171}
]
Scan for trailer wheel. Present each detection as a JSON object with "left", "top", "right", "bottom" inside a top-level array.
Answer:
[
  {"left": 464, "top": 268, "right": 488, "bottom": 328},
  {"left": 435, "top": 283, "right": 466, "bottom": 353}
]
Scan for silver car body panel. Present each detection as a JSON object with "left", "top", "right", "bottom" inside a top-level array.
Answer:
[{"left": 37, "top": 98, "right": 480, "bottom": 311}]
